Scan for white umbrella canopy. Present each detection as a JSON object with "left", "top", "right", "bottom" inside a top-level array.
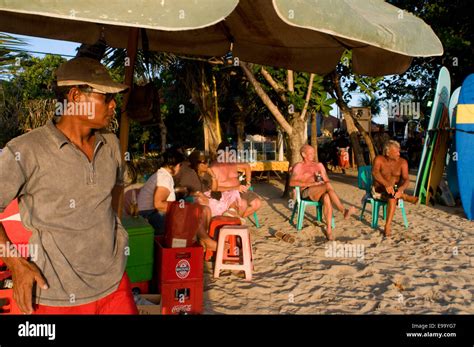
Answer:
[{"left": 0, "top": 0, "right": 443, "bottom": 76}]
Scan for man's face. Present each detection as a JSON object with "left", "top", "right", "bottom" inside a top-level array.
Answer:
[
  {"left": 303, "top": 146, "right": 315, "bottom": 161},
  {"left": 387, "top": 146, "right": 400, "bottom": 160},
  {"left": 67, "top": 87, "right": 116, "bottom": 129},
  {"left": 83, "top": 91, "right": 116, "bottom": 129}
]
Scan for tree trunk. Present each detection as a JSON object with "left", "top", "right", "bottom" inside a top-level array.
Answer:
[
  {"left": 203, "top": 112, "right": 221, "bottom": 158},
  {"left": 330, "top": 71, "right": 367, "bottom": 167},
  {"left": 236, "top": 114, "right": 245, "bottom": 152},
  {"left": 311, "top": 111, "right": 318, "bottom": 162},
  {"left": 342, "top": 109, "right": 366, "bottom": 167},
  {"left": 282, "top": 115, "right": 306, "bottom": 197},
  {"left": 353, "top": 116, "right": 377, "bottom": 164},
  {"left": 184, "top": 62, "right": 222, "bottom": 158},
  {"left": 156, "top": 93, "right": 167, "bottom": 153}
]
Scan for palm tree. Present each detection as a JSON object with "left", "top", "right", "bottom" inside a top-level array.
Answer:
[
  {"left": 359, "top": 95, "right": 382, "bottom": 117},
  {"left": 0, "top": 33, "right": 27, "bottom": 77}
]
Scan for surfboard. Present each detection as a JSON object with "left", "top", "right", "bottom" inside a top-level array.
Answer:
[
  {"left": 425, "top": 105, "right": 450, "bottom": 205},
  {"left": 456, "top": 74, "right": 474, "bottom": 220},
  {"left": 446, "top": 87, "right": 461, "bottom": 199},
  {"left": 438, "top": 179, "right": 455, "bottom": 207},
  {"left": 415, "top": 67, "right": 451, "bottom": 201}
]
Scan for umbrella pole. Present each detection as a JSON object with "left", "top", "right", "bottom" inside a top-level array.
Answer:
[{"left": 118, "top": 27, "right": 139, "bottom": 218}]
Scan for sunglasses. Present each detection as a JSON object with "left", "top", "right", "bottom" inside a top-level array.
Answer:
[{"left": 78, "top": 86, "right": 115, "bottom": 104}]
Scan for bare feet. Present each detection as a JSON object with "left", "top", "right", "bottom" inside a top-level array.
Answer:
[
  {"left": 324, "top": 228, "right": 335, "bottom": 241},
  {"left": 343, "top": 206, "right": 356, "bottom": 220},
  {"left": 383, "top": 225, "right": 391, "bottom": 238},
  {"left": 401, "top": 193, "right": 419, "bottom": 204},
  {"left": 223, "top": 208, "right": 247, "bottom": 224}
]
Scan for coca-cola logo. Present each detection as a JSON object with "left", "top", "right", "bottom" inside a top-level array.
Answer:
[{"left": 175, "top": 259, "right": 191, "bottom": 279}]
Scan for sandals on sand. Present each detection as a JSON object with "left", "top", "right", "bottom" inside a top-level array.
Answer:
[{"left": 274, "top": 231, "right": 296, "bottom": 244}]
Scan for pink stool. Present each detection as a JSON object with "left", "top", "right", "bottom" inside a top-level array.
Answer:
[{"left": 213, "top": 226, "right": 253, "bottom": 281}]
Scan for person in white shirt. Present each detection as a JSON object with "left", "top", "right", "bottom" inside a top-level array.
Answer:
[
  {"left": 137, "top": 149, "right": 217, "bottom": 251},
  {"left": 138, "top": 150, "right": 184, "bottom": 233}
]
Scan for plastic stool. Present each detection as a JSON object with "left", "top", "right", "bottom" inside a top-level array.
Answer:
[
  {"left": 205, "top": 216, "right": 241, "bottom": 261},
  {"left": 214, "top": 226, "right": 253, "bottom": 281}
]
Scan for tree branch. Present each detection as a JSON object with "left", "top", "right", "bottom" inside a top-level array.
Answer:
[
  {"left": 261, "top": 67, "right": 287, "bottom": 103},
  {"left": 300, "top": 73, "right": 315, "bottom": 120},
  {"left": 331, "top": 71, "right": 350, "bottom": 113},
  {"left": 287, "top": 70, "right": 294, "bottom": 93},
  {"left": 240, "top": 62, "right": 293, "bottom": 135}
]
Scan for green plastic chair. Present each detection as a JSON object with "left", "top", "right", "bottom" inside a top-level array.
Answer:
[
  {"left": 358, "top": 165, "right": 408, "bottom": 229},
  {"left": 289, "top": 186, "right": 335, "bottom": 231}
]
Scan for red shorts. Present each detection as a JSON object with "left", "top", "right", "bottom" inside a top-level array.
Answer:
[{"left": 33, "top": 273, "right": 138, "bottom": 315}]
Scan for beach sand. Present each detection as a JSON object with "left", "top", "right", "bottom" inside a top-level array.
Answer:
[{"left": 202, "top": 169, "right": 473, "bottom": 314}]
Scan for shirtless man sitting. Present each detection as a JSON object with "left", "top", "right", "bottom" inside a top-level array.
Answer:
[
  {"left": 210, "top": 142, "right": 262, "bottom": 218},
  {"left": 372, "top": 140, "right": 418, "bottom": 237},
  {"left": 290, "top": 144, "right": 356, "bottom": 240}
]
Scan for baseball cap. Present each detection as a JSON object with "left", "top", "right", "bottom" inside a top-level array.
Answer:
[{"left": 55, "top": 57, "right": 128, "bottom": 94}]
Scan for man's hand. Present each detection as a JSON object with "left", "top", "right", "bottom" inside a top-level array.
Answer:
[
  {"left": 9, "top": 258, "right": 48, "bottom": 314},
  {"left": 238, "top": 184, "right": 248, "bottom": 193},
  {"left": 394, "top": 190, "right": 404, "bottom": 199},
  {"left": 309, "top": 181, "right": 325, "bottom": 187},
  {"left": 196, "top": 193, "right": 209, "bottom": 205},
  {"left": 386, "top": 186, "right": 395, "bottom": 195}
]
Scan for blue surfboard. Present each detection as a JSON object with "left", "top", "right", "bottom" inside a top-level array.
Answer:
[
  {"left": 456, "top": 74, "right": 474, "bottom": 220},
  {"left": 447, "top": 87, "right": 461, "bottom": 199}
]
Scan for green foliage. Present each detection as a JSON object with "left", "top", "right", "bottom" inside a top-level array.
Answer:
[
  {"left": 359, "top": 95, "right": 382, "bottom": 117},
  {"left": 0, "top": 33, "right": 27, "bottom": 77},
  {"left": 13, "top": 54, "right": 66, "bottom": 101},
  {"left": 388, "top": 0, "right": 472, "bottom": 88},
  {"left": 382, "top": 0, "right": 473, "bottom": 125},
  {"left": 0, "top": 54, "right": 66, "bottom": 145}
]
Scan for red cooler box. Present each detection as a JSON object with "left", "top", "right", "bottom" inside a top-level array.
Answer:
[{"left": 155, "top": 237, "right": 203, "bottom": 314}]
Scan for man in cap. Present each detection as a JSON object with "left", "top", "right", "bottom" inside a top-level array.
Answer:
[{"left": 0, "top": 57, "right": 138, "bottom": 314}]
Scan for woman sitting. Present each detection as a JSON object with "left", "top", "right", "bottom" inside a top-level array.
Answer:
[
  {"left": 137, "top": 149, "right": 184, "bottom": 234},
  {"left": 137, "top": 149, "right": 217, "bottom": 251},
  {"left": 187, "top": 150, "right": 243, "bottom": 222}
]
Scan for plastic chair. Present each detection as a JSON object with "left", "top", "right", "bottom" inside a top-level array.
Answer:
[
  {"left": 289, "top": 186, "right": 335, "bottom": 231},
  {"left": 213, "top": 226, "right": 253, "bottom": 281},
  {"left": 358, "top": 165, "right": 408, "bottom": 229}
]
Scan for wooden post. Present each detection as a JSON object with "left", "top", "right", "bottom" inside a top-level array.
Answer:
[
  {"left": 118, "top": 27, "right": 139, "bottom": 219},
  {"left": 119, "top": 27, "right": 139, "bottom": 158}
]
